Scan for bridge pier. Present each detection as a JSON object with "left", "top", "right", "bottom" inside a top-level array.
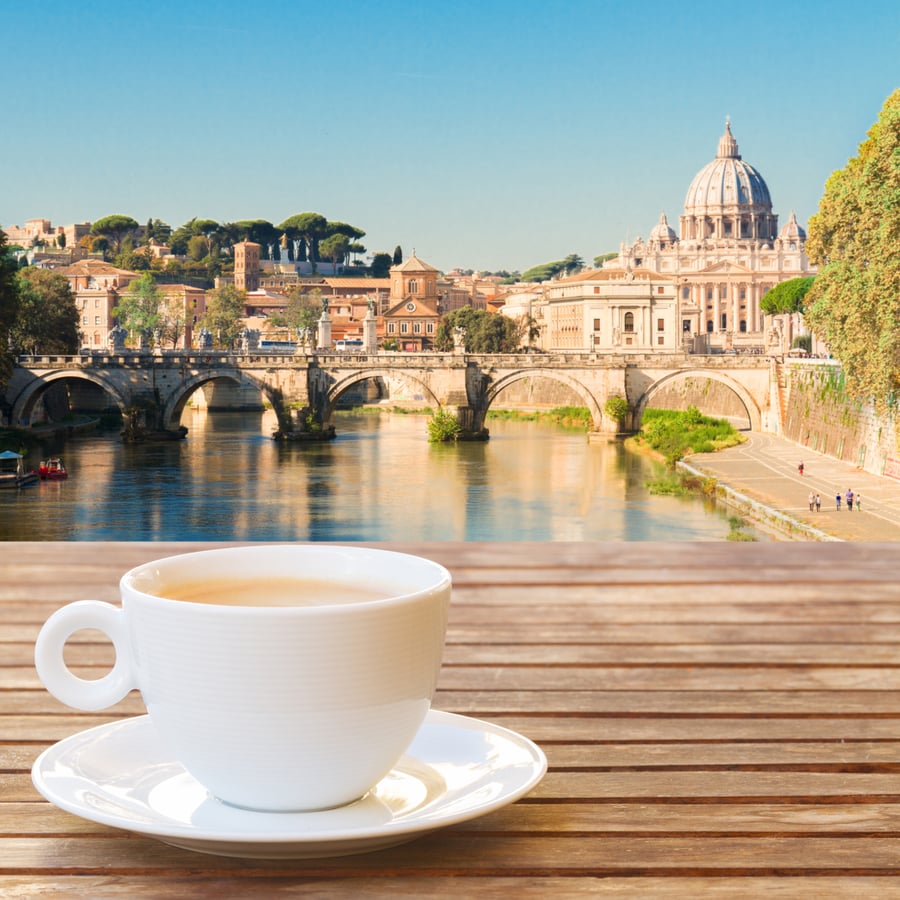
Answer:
[{"left": 451, "top": 405, "right": 489, "bottom": 441}]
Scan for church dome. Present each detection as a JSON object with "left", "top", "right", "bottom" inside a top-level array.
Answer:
[
  {"left": 648, "top": 212, "right": 677, "bottom": 247},
  {"left": 684, "top": 121, "right": 772, "bottom": 214},
  {"left": 778, "top": 210, "right": 806, "bottom": 243},
  {"left": 680, "top": 121, "right": 778, "bottom": 243}
]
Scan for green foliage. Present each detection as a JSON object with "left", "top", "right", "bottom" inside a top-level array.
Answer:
[
  {"left": 90, "top": 215, "right": 139, "bottom": 255},
  {"left": 427, "top": 407, "right": 461, "bottom": 442},
  {"left": 521, "top": 252, "right": 585, "bottom": 283},
  {"left": 113, "top": 273, "right": 163, "bottom": 345},
  {"left": 10, "top": 267, "right": 80, "bottom": 355},
  {"left": 593, "top": 251, "right": 618, "bottom": 267},
  {"left": 200, "top": 284, "right": 246, "bottom": 349},
  {"left": 804, "top": 88, "right": 900, "bottom": 410},
  {"left": 277, "top": 287, "right": 322, "bottom": 346},
  {"left": 0, "top": 230, "right": 21, "bottom": 386},
  {"left": 726, "top": 516, "right": 757, "bottom": 542},
  {"left": 319, "top": 233, "right": 350, "bottom": 270},
  {"left": 604, "top": 396, "right": 629, "bottom": 422},
  {"left": 438, "top": 307, "right": 520, "bottom": 352},
  {"left": 371, "top": 252, "right": 392, "bottom": 278},
  {"left": 759, "top": 276, "right": 815, "bottom": 315},
  {"left": 393, "top": 245, "right": 403, "bottom": 265},
  {"left": 278, "top": 213, "right": 328, "bottom": 273},
  {"left": 639, "top": 406, "right": 744, "bottom": 467},
  {"left": 486, "top": 406, "right": 591, "bottom": 429}
]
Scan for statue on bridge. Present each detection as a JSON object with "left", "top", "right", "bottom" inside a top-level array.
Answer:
[{"left": 107, "top": 324, "right": 127, "bottom": 352}]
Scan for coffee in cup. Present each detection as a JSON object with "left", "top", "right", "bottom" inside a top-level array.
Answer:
[{"left": 34, "top": 544, "right": 451, "bottom": 812}]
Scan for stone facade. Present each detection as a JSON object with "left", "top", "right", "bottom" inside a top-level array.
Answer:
[
  {"left": 607, "top": 121, "right": 815, "bottom": 351},
  {"left": 782, "top": 362, "right": 899, "bottom": 478}
]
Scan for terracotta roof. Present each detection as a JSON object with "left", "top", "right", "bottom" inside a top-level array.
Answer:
[
  {"left": 58, "top": 259, "right": 138, "bottom": 277},
  {"left": 321, "top": 278, "right": 390, "bottom": 288},
  {"left": 391, "top": 254, "right": 439, "bottom": 273}
]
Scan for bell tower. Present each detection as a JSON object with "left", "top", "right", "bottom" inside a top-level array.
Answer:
[{"left": 234, "top": 241, "right": 261, "bottom": 292}]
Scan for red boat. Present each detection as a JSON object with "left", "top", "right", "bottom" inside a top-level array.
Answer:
[{"left": 38, "top": 458, "right": 68, "bottom": 480}]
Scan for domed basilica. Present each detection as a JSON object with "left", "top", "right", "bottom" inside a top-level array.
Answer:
[
  {"left": 526, "top": 121, "right": 815, "bottom": 354},
  {"left": 607, "top": 119, "right": 814, "bottom": 351}
]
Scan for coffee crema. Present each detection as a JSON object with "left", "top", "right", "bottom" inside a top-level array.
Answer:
[{"left": 152, "top": 576, "right": 390, "bottom": 607}]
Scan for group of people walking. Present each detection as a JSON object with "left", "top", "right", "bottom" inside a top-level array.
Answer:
[
  {"left": 835, "top": 489, "right": 861, "bottom": 512},
  {"left": 802, "top": 462, "right": 862, "bottom": 513},
  {"left": 814, "top": 488, "right": 861, "bottom": 511}
]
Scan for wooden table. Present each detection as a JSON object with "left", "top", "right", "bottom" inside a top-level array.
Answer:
[{"left": 5, "top": 541, "right": 900, "bottom": 897}]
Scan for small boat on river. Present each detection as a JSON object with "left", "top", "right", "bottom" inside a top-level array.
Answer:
[
  {"left": 38, "top": 458, "right": 68, "bottom": 480},
  {"left": 0, "top": 450, "right": 39, "bottom": 489}
]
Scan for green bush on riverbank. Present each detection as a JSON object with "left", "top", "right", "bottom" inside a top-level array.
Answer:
[{"left": 636, "top": 406, "right": 745, "bottom": 467}]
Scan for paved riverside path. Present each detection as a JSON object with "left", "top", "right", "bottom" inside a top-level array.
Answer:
[{"left": 685, "top": 432, "right": 900, "bottom": 541}]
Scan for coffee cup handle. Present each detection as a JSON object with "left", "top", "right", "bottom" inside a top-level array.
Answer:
[{"left": 34, "top": 601, "right": 135, "bottom": 711}]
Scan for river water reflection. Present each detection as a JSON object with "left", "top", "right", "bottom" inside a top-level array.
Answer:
[{"left": 2, "top": 409, "right": 755, "bottom": 541}]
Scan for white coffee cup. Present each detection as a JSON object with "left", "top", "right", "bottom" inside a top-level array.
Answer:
[{"left": 34, "top": 545, "right": 451, "bottom": 812}]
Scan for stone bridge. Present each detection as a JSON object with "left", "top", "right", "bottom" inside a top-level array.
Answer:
[{"left": 4, "top": 350, "right": 778, "bottom": 439}]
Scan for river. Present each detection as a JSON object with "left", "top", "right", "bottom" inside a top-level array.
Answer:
[{"left": 1, "top": 409, "right": 759, "bottom": 542}]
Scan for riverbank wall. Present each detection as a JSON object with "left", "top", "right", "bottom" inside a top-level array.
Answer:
[{"left": 781, "top": 361, "right": 899, "bottom": 479}]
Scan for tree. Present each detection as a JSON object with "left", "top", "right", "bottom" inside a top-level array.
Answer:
[
  {"left": 370, "top": 252, "right": 392, "bottom": 278},
  {"left": 201, "top": 284, "right": 246, "bottom": 349},
  {"left": 276, "top": 287, "right": 322, "bottom": 347},
  {"left": 522, "top": 261, "right": 563, "bottom": 283},
  {"left": 278, "top": 213, "right": 328, "bottom": 274},
  {"left": 113, "top": 273, "right": 163, "bottom": 345},
  {"left": 393, "top": 245, "right": 403, "bottom": 265},
  {"left": 10, "top": 268, "right": 79, "bottom": 355},
  {"left": 0, "top": 231, "right": 22, "bottom": 385},
  {"left": 319, "top": 233, "right": 350, "bottom": 272},
  {"left": 158, "top": 290, "right": 189, "bottom": 349},
  {"left": 234, "top": 220, "right": 279, "bottom": 258},
  {"left": 562, "top": 253, "right": 584, "bottom": 275},
  {"left": 760, "top": 276, "right": 815, "bottom": 316},
  {"left": 438, "top": 307, "right": 519, "bottom": 352},
  {"left": 593, "top": 251, "right": 617, "bottom": 267},
  {"left": 804, "top": 89, "right": 900, "bottom": 408},
  {"left": 90, "top": 215, "right": 139, "bottom": 255}
]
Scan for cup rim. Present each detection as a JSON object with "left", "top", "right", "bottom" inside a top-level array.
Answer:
[{"left": 120, "top": 544, "right": 451, "bottom": 612}]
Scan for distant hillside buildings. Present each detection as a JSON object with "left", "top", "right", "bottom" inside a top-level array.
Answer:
[{"left": 4, "top": 121, "right": 812, "bottom": 354}]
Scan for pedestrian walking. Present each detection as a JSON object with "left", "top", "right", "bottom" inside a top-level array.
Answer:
[
  {"left": 836, "top": 492, "right": 841, "bottom": 511},
  {"left": 798, "top": 461, "right": 804, "bottom": 476},
  {"left": 846, "top": 489, "right": 854, "bottom": 511},
  {"left": 808, "top": 491, "right": 815, "bottom": 512},
  {"left": 815, "top": 494, "right": 821, "bottom": 512},
  {"left": 856, "top": 493, "right": 861, "bottom": 511}
]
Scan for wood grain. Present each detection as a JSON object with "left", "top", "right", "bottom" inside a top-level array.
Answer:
[{"left": 5, "top": 541, "right": 900, "bottom": 896}]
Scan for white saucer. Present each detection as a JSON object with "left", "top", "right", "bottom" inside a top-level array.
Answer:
[{"left": 32, "top": 709, "right": 546, "bottom": 859}]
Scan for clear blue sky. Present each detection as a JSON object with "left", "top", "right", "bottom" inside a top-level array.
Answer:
[{"left": 1, "top": 0, "right": 897, "bottom": 274}]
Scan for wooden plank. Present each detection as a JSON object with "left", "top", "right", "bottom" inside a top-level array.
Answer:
[
  {"left": 0, "top": 877, "right": 894, "bottom": 899},
  {"left": 9, "top": 801, "right": 900, "bottom": 836},
  {"left": 6, "top": 835, "right": 900, "bottom": 874}
]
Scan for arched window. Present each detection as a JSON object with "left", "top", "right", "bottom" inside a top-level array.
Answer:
[
  {"left": 623, "top": 312, "right": 635, "bottom": 332},
  {"left": 706, "top": 320, "right": 714, "bottom": 333},
  {"left": 739, "top": 320, "right": 747, "bottom": 333},
  {"left": 408, "top": 279, "right": 418, "bottom": 294}
]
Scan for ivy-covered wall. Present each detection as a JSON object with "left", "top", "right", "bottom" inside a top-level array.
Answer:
[{"left": 782, "top": 362, "right": 899, "bottom": 477}]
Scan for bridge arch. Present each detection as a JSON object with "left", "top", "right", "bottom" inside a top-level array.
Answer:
[
  {"left": 11, "top": 369, "right": 129, "bottom": 426},
  {"left": 162, "top": 369, "right": 273, "bottom": 427},
  {"left": 321, "top": 369, "right": 441, "bottom": 423},
  {"left": 635, "top": 369, "right": 762, "bottom": 431},
  {"left": 481, "top": 368, "right": 606, "bottom": 430}
]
